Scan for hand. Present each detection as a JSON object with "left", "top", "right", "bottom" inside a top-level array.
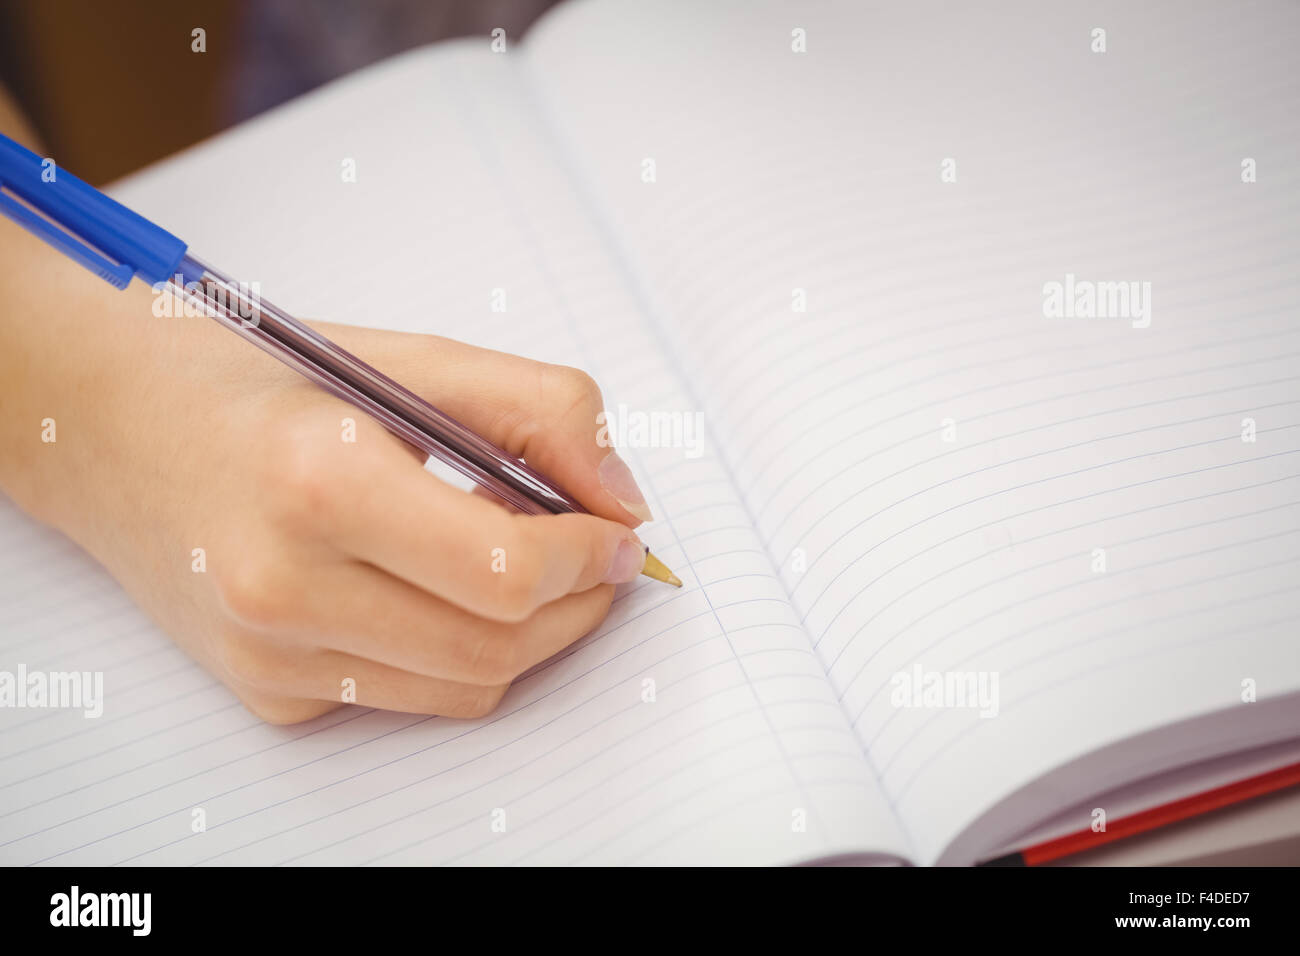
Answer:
[{"left": 0, "top": 238, "right": 655, "bottom": 724}]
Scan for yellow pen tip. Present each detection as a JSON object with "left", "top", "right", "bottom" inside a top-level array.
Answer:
[{"left": 641, "top": 549, "right": 683, "bottom": 588}]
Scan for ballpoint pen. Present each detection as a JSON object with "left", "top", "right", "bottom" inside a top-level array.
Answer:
[{"left": 0, "top": 132, "right": 682, "bottom": 587}]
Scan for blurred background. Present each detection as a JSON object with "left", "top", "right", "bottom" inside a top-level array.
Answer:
[{"left": 0, "top": 0, "right": 559, "bottom": 185}]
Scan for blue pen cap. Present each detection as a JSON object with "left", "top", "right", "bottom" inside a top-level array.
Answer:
[{"left": 0, "top": 133, "right": 187, "bottom": 289}]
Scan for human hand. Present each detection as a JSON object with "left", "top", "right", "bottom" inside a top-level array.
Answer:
[{"left": 0, "top": 248, "right": 653, "bottom": 724}]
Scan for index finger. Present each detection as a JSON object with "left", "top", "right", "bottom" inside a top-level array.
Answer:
[
  {"left": 324, "top": 428, "right": 648, "bottom": 622},
  {"left": 316, "top": 322, "right": 655, "bottom": 528}
]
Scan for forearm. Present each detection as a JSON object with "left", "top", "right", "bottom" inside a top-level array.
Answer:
[
  {"left": 0, "top": 214, "right": 153, "bottom": 523},
  {"left": 0, "top": 84, "right": 162, "bottom": 528}
]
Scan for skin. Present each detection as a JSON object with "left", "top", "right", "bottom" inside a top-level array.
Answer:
[{"left": 0, "top": 89, "right": 653, "bottom": 724}]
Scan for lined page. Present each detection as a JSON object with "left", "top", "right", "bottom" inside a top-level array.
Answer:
[
  {"left": 526, "top": 0, "right": 1300, "bottom": 862},
  {"left": 0, "top": 44, "right": 905, "bottom": 865}
]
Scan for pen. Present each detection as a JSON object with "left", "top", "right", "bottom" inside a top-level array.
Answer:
[{"left": 0, "top": 132, "right": 681, "bottom": 588}]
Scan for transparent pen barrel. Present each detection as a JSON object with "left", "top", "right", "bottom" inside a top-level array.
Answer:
[{"left": 170, "top": 253, "right": 582, "bottom": 517}]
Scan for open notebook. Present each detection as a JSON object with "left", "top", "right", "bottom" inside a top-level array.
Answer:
[{"left": 3, "top": 0, "right": 1299, "bottom": 866}]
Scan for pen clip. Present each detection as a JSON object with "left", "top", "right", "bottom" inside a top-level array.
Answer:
[{"left": 0, "top": 188, "right": 134, "bottom": 289}]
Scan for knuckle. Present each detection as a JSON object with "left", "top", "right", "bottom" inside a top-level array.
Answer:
[
  {"left": 264, "top": 417, "right": 344, "bottom": 526},
  {"left": 488, "top": 557, "right": 544, "bottom": 623},
  {"left": 440, "top": 684, "right": 508, "bottom": 720},
  {"left": 214, "top": 559, "right": 297, "bottom": 631},
  {"left": 218, "top": 630, "right": 282, "bottom": 689},
  {"left": 464, "top": 633, "right": 521, "bottom": 685},
  {"left": 482, "top": 517, "right": 545, "bottom": 622},
  {"left": 544, "top": 363, "right": 603, "bottom": 416}
]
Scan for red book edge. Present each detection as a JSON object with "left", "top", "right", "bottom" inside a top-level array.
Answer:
[{"left": 980, "top": 759, "right": 1300, "bottom": 866}]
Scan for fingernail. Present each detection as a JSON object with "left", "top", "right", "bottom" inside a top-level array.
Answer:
[
  {"left": 598, "top": 451, "right": 654, "bottom": 523},
  {"left": 604, "top": 538, "right": 647, "bottom": 584}
]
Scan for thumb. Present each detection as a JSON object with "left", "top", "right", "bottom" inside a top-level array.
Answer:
[{"left": 319, "top": 322, "right": 654, "bottom": 527}]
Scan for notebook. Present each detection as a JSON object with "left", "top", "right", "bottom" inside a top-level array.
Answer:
[{"left": 2, "top": 0, "right": 1299, "bottom": 866}]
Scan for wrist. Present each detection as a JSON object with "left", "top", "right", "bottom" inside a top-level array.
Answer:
[{"left": 0, "top": 239, "right": 160, "bottom": 533}]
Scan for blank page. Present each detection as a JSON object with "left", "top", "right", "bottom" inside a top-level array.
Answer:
[
  {"left": 0, "top": 43, "right": 905, "bottom": 865},
  {"left": 526, "top": 0, "right": 1300, "bottom": 862}
]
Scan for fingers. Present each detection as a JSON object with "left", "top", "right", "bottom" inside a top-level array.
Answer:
[
  {"left": 219, "top": 635, "right": 511, "bottom": 719},
  {"left": 255, "top": 558, "right": 615, "bottom": 684},
  {"left": 314, "top": 322, "right": 654, "bottom": 526},
  {"left": 318, "top": 428, "right": 646, "bottom": 622},
  {"left": 230, "top": 691, "right": 342, "bottom": 726},
  {"left": 212, "top": 326, "right": 657, "bottom": 724}
]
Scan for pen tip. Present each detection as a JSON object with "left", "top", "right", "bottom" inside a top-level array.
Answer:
[{"left": 641, "top": 550, "right": 683, "bottom": 588}]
